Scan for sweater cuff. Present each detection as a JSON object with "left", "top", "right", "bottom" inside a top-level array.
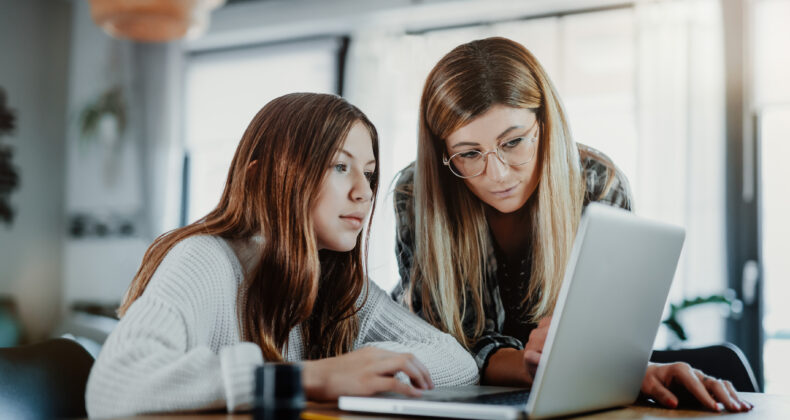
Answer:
[
  {"left": 220, "top": 342, "right": 264, "bottom": 413},
  {"left": 473, "top": 337, "right": 523, "bottom": 373}
]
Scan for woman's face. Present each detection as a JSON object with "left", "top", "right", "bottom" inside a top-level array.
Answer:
[
  {"left": 445, "top": 105, "right": 541, "bottom": 214},
  {"left": 312, "top": 122, "right": 376, "bottom": 251}
]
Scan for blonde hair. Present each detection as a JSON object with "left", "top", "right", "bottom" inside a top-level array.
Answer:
[{"left": 410, "top": 37, "right": 584, "bottom": 348}]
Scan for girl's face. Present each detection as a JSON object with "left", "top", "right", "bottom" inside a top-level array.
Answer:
[
  {"left": 312, "top": 122, "right": 376, "bottom": 251},
  {"left": 445, "top": 105, "right": 541, "bottom": 214}
]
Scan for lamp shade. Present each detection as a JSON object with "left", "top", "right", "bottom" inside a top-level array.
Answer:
[{"left": 88, "top": 0, "right": 224, "bottom": 43}]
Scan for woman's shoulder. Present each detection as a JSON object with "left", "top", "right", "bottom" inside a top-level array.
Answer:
[
  {"left": 577, "top": 143, "right": 633, "bottom": 211},
  {"left": 394, "top": 161, "right": 416, "bottom": 195},
  {"left": 393, "top": 162, "right": 416, "bottom": 220}
]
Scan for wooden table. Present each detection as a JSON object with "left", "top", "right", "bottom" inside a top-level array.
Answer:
[{"left": 112, "top": 392, "right": 789, "bottom": 420}]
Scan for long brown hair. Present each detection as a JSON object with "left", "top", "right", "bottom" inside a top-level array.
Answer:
[
  {"left": 119, "top": 93, "right": 380, "bottom": 361},
  {"left": 409, "top": 37, "right": 584, "bottom": 348}
]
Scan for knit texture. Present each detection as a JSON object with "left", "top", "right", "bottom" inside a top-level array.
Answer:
[{"left": 85, "top": 235, "right": 478, "bottom": 418}]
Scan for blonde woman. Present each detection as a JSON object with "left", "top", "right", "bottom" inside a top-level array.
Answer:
[
  {"left": 393, "top": 37, "right": 750, "bottom": 412},
  {"left": 86, "top": 93, "right": 477, "bottom": 418}
]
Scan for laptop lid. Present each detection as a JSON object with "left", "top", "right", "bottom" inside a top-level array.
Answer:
[{"left": 525, "top": 203, "right": 685, "bottom": 418}]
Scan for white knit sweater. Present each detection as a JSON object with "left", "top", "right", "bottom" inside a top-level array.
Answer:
[{"left": 85, "top": 235, "right": 478, "bottom": 418}]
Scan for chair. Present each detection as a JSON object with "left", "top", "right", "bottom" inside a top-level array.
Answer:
[
  {"left": 0, "top": 338, "right": 95, "bottom": 419},
  {"left": 650, "top": 343, "right": 759, "bottom": 392}
]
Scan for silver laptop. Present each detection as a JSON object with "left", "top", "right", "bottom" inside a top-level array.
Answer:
[{"left": 339, "top": 203, "right": 685, "bottom": 419}]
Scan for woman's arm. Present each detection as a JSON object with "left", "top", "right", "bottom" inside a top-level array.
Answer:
[
  {"left": 481, "top": 316, "right": 550, "bottom": 386},
  {"left": 482, "top": 348, "right": 531, "bottom": 385},
  {"left": 356, "top": 281, "right": 479, "bottom": 387}
]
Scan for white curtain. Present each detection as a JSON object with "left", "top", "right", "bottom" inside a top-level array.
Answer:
[
  {"left": 635, "top": 0, "right": 727, "bottom": 347},
  {"left": 753, "top": 0, "right": 790, "bottom": 394}
]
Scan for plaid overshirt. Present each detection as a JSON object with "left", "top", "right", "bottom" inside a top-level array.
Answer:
[{"left": 391, "top": 144, "right": 633, "bottom": 372}]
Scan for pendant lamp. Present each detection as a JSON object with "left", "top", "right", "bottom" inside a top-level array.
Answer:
[{"left": 88, "top": 0, "right": 226, "bottom": 43}]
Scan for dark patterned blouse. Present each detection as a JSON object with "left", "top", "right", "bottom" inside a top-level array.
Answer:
[{"left": 391, "top": 144, "right": 633, "bottom": 372}]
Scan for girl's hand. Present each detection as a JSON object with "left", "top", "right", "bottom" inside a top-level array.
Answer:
[
  {"left": 522, "top": 316, "right": 551, "bottom": 382},
  {"left": 301, "top": 347, "right": 434, "bottom": 401},
  {"left": 641, "top": 363, "right": 753, "bottom": 412}
]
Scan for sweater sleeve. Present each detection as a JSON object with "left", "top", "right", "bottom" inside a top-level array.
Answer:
[
  {"left": 355, "top": 280, "right": 479, "bottom": 387},
  {"left": 85, "top": 238, "right": 263, "bottom": 418}
]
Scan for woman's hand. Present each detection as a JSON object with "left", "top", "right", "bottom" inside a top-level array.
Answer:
[
  {"left": 301, "top": 347, "right": 434, "bottom": 401},
  {"left": 522, "top": 316, "right": 551, "bottom": 381},
  {"left": 482, "top": 316, "right": 551, "bottom": 386},
  {"left": 641, "top": 363, "right": 753, "bottom": 412}
]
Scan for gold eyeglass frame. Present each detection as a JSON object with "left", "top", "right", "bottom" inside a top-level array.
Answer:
[{"left": 442, "top": 135, "right": 538, "bottom": 179}]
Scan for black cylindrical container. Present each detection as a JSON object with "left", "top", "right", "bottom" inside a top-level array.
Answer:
[{"left": 254, "top": 363, "right": 305, "bottom": 420}]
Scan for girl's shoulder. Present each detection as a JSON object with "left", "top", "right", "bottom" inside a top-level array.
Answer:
[
  {"left": 577, "top": 143, "right": 633, "bottom": 211},
  {"left": 146, "top": 235, "right": 243, "bottom": 301},
  {"left": 354, "top": 278, "right": 399, "bottom": 325},
  {"left": 165, "top": 235, "right": 239, "bottom": 272}
]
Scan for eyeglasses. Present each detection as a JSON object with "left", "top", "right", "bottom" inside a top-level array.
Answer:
[{"left": 443, "top": 134, "right": 538, "bottom": 179}]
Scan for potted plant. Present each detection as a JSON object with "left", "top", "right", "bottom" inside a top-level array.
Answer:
[
  {"left": 78, "top": 84, "right": 126, "bottom": 147},
  {"left": 662, "top": 289, "right": 743, "bottom": 346}
]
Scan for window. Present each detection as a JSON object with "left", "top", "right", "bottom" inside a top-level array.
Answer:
[
  {"left": 755, "top": 0, "right": 790, "bottom": 394},
  {"left": 760, "top": 106, "right": 790, "bottom": 394},
  {"left": 183, "top": 38, "right": 342, "bottom": 223}
]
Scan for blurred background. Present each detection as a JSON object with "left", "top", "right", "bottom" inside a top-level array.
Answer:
[{"left": 0, "top": 0, "right": 787, "bottom": 394}]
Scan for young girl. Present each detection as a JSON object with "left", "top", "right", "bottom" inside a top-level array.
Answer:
[
  {"left": 86, "top": 93, "right": 478, "bottom": 418},
  {"left": 393, "top": 37, "right": 751, "bottom": 412}
]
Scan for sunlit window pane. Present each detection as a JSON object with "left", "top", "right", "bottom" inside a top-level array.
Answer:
[
  {"left": 760, "top": 106, "right": 790, "bottom": 394},
  {"left": 754, "top": 0, "right": 790, "bottom": 108},
  {"left": 184, "top": 39, "right": 339, "bottom": 222},
  {"left": 755, "top": 0, "right": 790, "bottom": 395},
  {"left": 560, "top": 9, "right": 638, "bottom": 196}
]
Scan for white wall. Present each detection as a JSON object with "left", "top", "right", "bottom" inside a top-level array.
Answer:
[
  {"left": 60, "top": 0, "right": 152, "bottom": 309},
  {"left": 0, "top": 0, "right": 72, "bottom": 341},
  {"left": 190, "top": 0, "right": 628, "bottom": 52}
]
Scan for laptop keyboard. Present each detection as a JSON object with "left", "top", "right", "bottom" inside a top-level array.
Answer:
[{"left": 451, "top": 390, "right": 531, "bottom": 406}]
